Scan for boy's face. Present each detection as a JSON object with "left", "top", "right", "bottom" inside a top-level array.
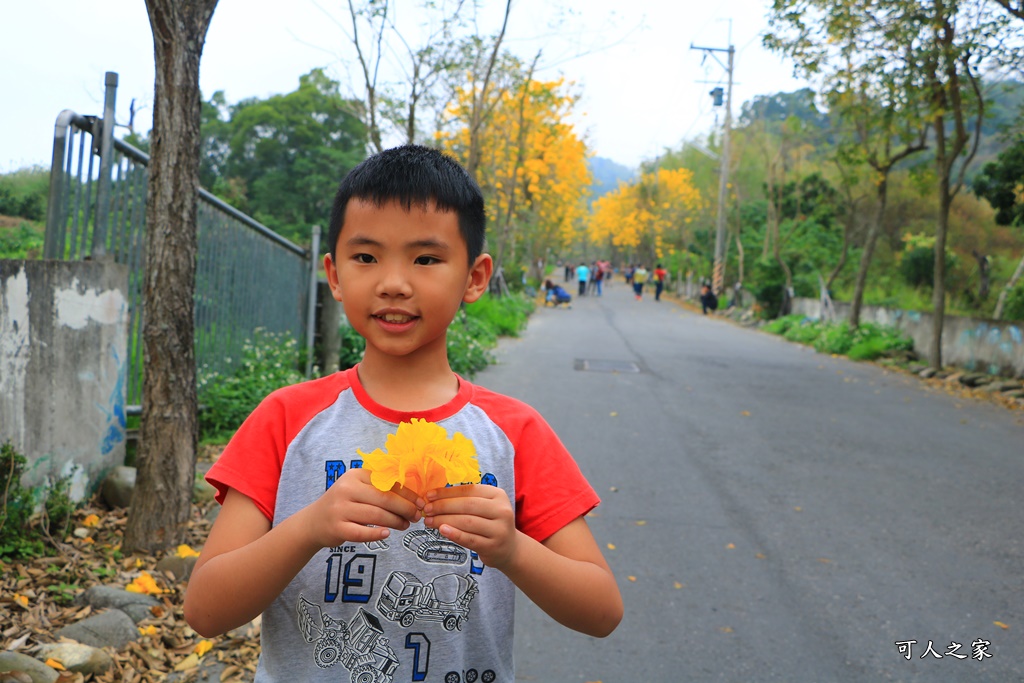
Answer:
[{"left": 324, "top": 199, "right": 492, "bottom": 363}]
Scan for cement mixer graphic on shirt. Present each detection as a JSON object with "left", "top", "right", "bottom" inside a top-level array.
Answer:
[{"left": 376, "top": 571, "right": 479, "bottom": 631}]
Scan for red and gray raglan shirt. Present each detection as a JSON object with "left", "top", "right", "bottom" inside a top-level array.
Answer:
[{"left": 206, "top": 365, "right": 599, "bottom": 683}]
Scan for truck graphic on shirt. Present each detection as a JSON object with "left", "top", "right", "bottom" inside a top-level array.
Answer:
[
  {"left": 376, "top": 571, "right": 479, "bottom": 631},
  {"left": 296, "top": 597, "right": 399, "bottom": 683}
]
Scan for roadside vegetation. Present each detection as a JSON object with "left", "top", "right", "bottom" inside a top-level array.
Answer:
[{"left": 762, "top": 315, "right": 914, "bottom": 361}]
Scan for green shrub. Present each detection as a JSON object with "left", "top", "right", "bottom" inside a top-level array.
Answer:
[
  {"left": 44, "top": 475, "right": 75, "bottom": 539},
  {"left": 198, "top": 329, "right": 305, "bottom": 442},
  {"left": 763, "top": 314, "right": 803, "bottom": 335},
  {"left": 447, "top": 316, "right": 495, "bottom": 377},
  {"left": 338, "top": 322, "right": 366, "bottom": 370},
  {"left": 1003, "top": 280, "right": 1024, "bottom": 321},
  {"left": 764, "top": 316, "right": 914, "bottom": 363},
  {"left": 813, "top": 322, "right": 856, "bottom": 355},
  {"left": 751, "top": 258, "right": 788, "bottom": 318},
  {"left": 0, "top": 221, "right": 45, "bottom": 259},
  {"left": 783, "top": 319, "right": 823, "bottom": 345},
  {"left": 847, "top": 337, "right": 893, "bottom": 361},
  {"left": 0, "top": 442, "right": 43, "bottom": 558},
  {"left": 463, "top": 292, "right": 533, "bottom": 337},
  {"left": 0, "top": 167, "right": 49, "bottom": 222}
]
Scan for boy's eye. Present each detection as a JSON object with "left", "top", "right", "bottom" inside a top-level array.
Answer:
[
  {"left": 415, "top": 255, "right": 440, "bottom": 265},
  {"left": 354, "top": 253, "right": 376, "bottom": 264}
]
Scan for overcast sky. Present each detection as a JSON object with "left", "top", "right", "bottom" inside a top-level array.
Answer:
[{"left": 1, "top": 0, "right": 810, "bottom": 173}]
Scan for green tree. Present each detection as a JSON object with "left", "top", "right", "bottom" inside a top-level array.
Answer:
[
  {"left": 765, "top": 0, "right": 930, "bottom": 328},
  {"left": 200, "top": 70, "right": 367, "bottom": 245},
  {"left": 767, "top": 0, "right": 1017, "bottom": 367},
  {"left": 973, "top": 135, "right": 1024, "bottom": 318}
]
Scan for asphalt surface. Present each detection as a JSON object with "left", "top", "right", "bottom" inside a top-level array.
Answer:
[{"left": 474, "top": 278, "right": 1024, "bottom": 683}]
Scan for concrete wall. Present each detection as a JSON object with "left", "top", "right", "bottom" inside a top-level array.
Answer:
[
  {"left": 791, "top": 297, "right": 1024, "bottom": 379},
  {"left": 1, "top": 260, "right": 130, "bottom": 501}
]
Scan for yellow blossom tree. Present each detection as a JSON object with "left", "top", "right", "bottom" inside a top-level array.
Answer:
[
  {"left": 439, "top": 71, "right": 591, "bottom": 282},
  {"left": 589, "top": 168, "right": 703, "bottom": 263}
]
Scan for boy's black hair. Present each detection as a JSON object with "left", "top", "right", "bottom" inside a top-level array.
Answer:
[{"left": 328, "top": 145, "right": 486, "bottom": 264}]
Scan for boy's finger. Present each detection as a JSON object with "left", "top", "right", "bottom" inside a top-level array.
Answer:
[{"left": 391, "top": 483, "right": 427, "bottom": 510}]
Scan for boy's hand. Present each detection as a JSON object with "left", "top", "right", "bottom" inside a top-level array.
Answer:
[
  {"left": 306, "top": 469, "right": 423, "bottom": 549},
  {"left": 422, "top": 485, "right": 518, "bottom": 570}
]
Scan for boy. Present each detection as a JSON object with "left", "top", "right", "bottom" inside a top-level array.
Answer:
[{"left": 183, "top": 145, "right": 622, "bottom": 682}]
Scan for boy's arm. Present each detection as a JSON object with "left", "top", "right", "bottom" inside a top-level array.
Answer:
[
  {"left": 424, "top": 485, "right": 623, "bottom": 637},
  {"left": 184, "top": 469, "right": 421, "bottom": 637}
]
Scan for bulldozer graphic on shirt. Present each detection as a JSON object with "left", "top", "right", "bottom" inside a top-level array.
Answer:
[{"left": 297, "top": 596, "right": 399, "bottom": 683}]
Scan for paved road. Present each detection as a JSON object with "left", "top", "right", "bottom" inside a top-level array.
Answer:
[{"left": 474, "top": 278, "right": 1024, "bottom": 682}]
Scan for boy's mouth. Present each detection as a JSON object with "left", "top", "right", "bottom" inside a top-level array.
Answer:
[{"left": 375, "top": 312, "right": 417, "bottom": 324}]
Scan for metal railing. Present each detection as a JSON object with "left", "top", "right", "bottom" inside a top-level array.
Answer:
[{"left": 44, "top": 72, "right": 316, "bottom": 412}]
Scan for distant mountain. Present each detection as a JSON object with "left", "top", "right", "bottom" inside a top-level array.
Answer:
[{"left": 588, "top": 156, "right": 635, "bottom": 202}]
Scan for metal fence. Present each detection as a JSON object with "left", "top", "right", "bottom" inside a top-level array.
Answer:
[{"left": 43, "top": 72, "right": 316, "bottom": 412}]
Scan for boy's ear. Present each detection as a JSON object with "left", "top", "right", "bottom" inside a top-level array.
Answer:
[
  {"left": 324, "top": 253, "right": 342, "bottom": 302},
  {"left": 463, "top": 253, "right": 493, "bottom": 304}
]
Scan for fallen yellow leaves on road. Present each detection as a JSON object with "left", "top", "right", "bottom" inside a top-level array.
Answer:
[
  {"left": 994, "top": 621, "right": 1010, "bottom": 629},
  {"left": 194, "top": 639, "right": 214, "bottom": 656},
  {"left": 606, "top": 543, "right": 616, "bottom": 550}
]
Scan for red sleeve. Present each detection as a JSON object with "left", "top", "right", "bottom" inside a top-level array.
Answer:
[
  {"left": 205, "top": 372, "right": 353, "bottom": 521},
  {"left": 472, "top": 387, "right": 600, "bottom": 542}
]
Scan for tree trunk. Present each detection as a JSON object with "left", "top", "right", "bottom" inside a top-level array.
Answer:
[
  {"left": 466, "top": 0, "right": 511, "bottom": 180},
  {"left": 850, "top": 177, "right": 888, "bottom": 329},
  {"left": 993, "top": 250, "right": 1024, "bottom": 320},
  {"left": 931, "top": 168, "right": 952, "bottom": 371},
  {"left": 125, "top": 0, "right": 218, "bottom": 554}
]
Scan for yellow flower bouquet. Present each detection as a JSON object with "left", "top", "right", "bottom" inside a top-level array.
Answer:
[{"left": 358, "top": 418, "right": 481, "bottom": 497}]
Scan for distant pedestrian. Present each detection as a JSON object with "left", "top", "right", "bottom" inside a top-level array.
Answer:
[
  {"left": 593, "top": 264, "right": 604, "bottom": 296},
  {"left": 700, "top": 284, "right": 718, "bottom": 315},
  {"left": 653, "top": 264, "right": 668, "bottom": 302},
  {"left": 632, "top": 264, "right": 649, "bottom": 301},
  {"left": 576, "top": 262, "right": 590, "bottom": 296}
]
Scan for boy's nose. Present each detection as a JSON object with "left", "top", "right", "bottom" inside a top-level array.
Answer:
[{"left": 376, "top": 265, "right": 413, "bottom": 298}]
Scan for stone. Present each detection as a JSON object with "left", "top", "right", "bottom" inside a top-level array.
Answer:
[
  {"left": 34, "top": 643, "right": 112, "bottom": 676},
  {"left": 156, "top": 554, "right": 198, "bottom": 582},
  {"left": 77, "top": 585, "right": 160, "bottom": 624},
  {"left": 0, "top": 652, "right": 58, "bottom": 683},
  {"left": 0, "top": 672, "right": 33, "bottom": 683},
  {"left": 983, "top": 381, "right": 1023, "bottom": 393},
  {"left": 960, "top": 372, "right": 993, "bottom": 387},
  {"left": 919, "top": 368, "right": 938, "bottom": 379},
  {"left": 56, "top": 609, "right": 138, "bottom": 650},
  {"left": 101, "top": 466, "right": 136, "bottom": 508}
]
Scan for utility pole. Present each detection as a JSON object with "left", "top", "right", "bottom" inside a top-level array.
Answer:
[{"left": 691, "top": 33, "right": 734, "bottom": 296}]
